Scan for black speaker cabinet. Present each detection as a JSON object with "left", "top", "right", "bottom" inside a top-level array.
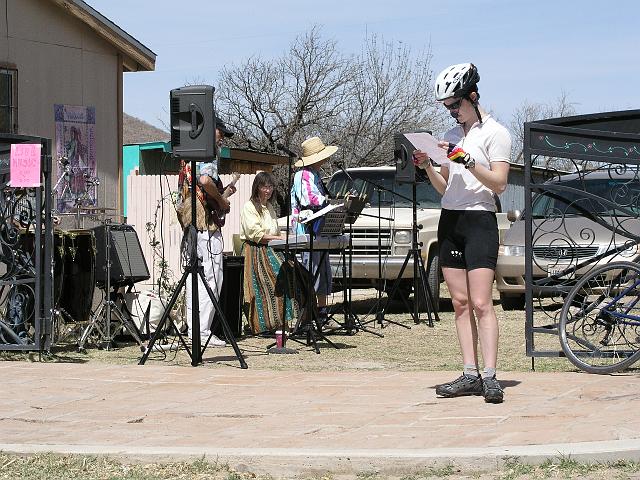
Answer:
[
  {"left": 213, "top": 255, "right": 244, "bottom": 339},
  {"left": 394, "top": 130, "right": 432, "bottom": 184},
  {"left": 394, "top": 132, "right": 416, "bottom": 184},
  {"left": 93, "top": 224, "right": 150, "bottom": 288},
  {"left": 170, "top": 85, "right": 215, "bottom": 159}
]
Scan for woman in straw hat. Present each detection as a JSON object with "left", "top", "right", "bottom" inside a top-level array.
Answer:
[{"left": 290, "top": 136, "right": 339, "bottom": 329}]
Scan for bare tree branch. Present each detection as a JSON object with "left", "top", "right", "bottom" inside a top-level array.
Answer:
[
  {"left": 509, "top": 91, "right": 578, "bottom": 165},
  {"left": 215, "top": 27, "right": 446, "bottom": 209}
]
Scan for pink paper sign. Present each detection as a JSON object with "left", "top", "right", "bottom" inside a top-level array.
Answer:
[{"left": 10, "top": 143, "right": 42, "bottom": 187}]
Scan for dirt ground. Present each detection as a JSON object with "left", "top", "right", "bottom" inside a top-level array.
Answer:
[{"left": 3, "top": 286, "right": 575, "bottom": 374}]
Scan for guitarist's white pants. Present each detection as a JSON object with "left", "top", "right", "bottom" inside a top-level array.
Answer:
[{"left": 185, "top": 229, "right": 224, "bottom": 340}]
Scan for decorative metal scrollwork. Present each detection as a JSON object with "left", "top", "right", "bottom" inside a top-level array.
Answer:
[
  {"left": 525, "top": 113, "right": 640, "bottom": 358},
  {"left": 0, "top": 188, "right": 38, "bottom": 346}
]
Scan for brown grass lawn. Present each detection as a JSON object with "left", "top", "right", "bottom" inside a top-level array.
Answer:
[{"left": 1, "top": 287, "right": 574, "bottom": 373}]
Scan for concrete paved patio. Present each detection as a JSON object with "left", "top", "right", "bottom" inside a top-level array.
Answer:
[{"left": 1, "top": 362, "right": 639, "bottom": 476}]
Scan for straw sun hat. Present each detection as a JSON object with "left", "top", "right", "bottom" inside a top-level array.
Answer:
[{"left": 294, "top": 136, "right": 339, "bottom": 168}]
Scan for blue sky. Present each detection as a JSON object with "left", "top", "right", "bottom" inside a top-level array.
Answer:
[{"left": 86, "top": 0, "right": 639, "bottom": 130}]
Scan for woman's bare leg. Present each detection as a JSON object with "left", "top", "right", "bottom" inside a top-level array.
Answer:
[
  {"left": 442, "top": 267, "right": 478, "bottom": 367},
  {"left": 467, "top": 268, "right": 498, "bottom": 369}
]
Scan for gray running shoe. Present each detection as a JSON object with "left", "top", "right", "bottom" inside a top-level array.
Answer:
[
  {"left": 322, "top": 318, "right": 342, "bottom": 332},
  {"left": 435, "top": 374, "right": 483, "bottom": 397},
  {"left": 482, "top": 376, "right": 504, "bottom": 403}
]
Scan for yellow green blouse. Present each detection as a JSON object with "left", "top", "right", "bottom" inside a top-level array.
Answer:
[{"left": 240, "top": 200, "right": 279, "bottom": 243}]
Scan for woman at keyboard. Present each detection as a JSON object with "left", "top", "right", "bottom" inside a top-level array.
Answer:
[{"left": 240, "top": 172, "right": 299, "bottom": 334}]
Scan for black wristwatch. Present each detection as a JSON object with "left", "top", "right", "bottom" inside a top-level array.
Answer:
[{"left": 464, "top": 156, "right": 476, "bottom": 169}]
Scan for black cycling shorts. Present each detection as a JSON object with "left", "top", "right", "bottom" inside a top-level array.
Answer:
[{"left": 437, "top": 209, "right": 499, "bottom": 271}]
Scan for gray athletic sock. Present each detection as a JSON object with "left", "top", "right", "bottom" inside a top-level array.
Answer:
[
  {"left": 463, "top": 364, "right": 479, "bottom": 378},
  {"left": 482, "top": 367, "right": 497, "bottom": 379}
]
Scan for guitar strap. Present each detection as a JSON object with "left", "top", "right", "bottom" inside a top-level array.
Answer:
[
  {"left": 178, "top": 160, "right": 207, "bottom": 205},
  {"left": 294, "top": 171, "right": 331, "bottom": 235},
  {"left": 177, "top": 160, "right": 216, "bottom": 232}
]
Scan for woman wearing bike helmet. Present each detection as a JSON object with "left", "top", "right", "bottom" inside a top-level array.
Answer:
[{"left": 414, "top": 63, "right": 511, "bottom": 403}]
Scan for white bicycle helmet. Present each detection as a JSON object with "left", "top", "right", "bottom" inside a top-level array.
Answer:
[{"left": 434, "top": 63, "right": 480, "bottom": 101}]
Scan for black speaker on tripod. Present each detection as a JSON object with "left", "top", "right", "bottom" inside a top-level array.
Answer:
[
  {"left": 93, "top": 224, "right": 150, "bottom": 288},
  {"left": 170, "top": 85, "right": 216, "bottom": 159},
  {"left": 394, "top": 132, "right": 415, "bottom": 184},
  {"left": 394, "top": 130, "right": 432, "bottom": 185},
  {"left": 213, "top": 255, "right": 244, "bottom": 340}
]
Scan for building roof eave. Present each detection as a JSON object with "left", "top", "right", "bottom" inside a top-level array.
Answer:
[{"left": 49, "top": 0, "right": 156, "bottom": 72}]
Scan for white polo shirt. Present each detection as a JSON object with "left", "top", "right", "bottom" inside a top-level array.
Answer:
[{"left": 441, "top": 114, "right": 511, "bottom": 212}]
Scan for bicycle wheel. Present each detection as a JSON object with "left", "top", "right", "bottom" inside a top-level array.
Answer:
[{"left": 559, "top": 261, "right": 640, "bottom": 374}]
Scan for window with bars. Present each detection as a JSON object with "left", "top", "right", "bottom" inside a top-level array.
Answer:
[{"left": 0, "top": 68, "right": 17, "bottom": 133}]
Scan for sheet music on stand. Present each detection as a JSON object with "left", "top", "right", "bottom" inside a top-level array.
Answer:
[{"left": 300, "top": 202, "right": 347, "bottom": 236}]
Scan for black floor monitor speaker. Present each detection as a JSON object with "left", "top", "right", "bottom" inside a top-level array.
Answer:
[
  {"left": 93, "top": 224, "right": 150, "bottom": 287},
  {"left": 170, "top": 85, "right": 215, "bottom": 159},
  {"left": 213, "top": 255, "right": 244, "bottom": 340}
]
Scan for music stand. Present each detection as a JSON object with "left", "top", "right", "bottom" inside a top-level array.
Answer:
[
  {"left": 332, "top": 197, "right": 384, "bottom": 337},
  {"left": 289, "top": 207, "right": 347, "bottom": 353},
  {"left": 344, "top": 196, "right": 366, "bottom": 224}
]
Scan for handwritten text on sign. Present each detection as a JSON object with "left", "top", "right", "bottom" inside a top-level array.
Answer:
[{"left": 10, "top": 143, "right": 41, "bottom": 187}]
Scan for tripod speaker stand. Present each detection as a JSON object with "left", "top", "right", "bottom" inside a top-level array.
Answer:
[
  {"left": 140, "top": 84, "right": 246, "bottom": 368},
  {"left": 382, "top": 135, "right": 439, "bottom": 326},
  {"left": 381, "top": 181, "right": 439, "bottom": 326},
  {"left": 139, "top": 159, "right": 247, "bottom": 368}
]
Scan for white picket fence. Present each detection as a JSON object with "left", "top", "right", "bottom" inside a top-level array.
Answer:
[{"left": 126, "top": 173, "right": 255, "bottom": 289}]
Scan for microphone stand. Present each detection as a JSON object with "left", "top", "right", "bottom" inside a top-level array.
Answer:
[
  {"left": 267, "top": 144, "right": 298, "bottom": 354},
  {"left": 334, "top": 164, "right": 383, "bottom": 337},
  {"left": 339, "top": 170, "right": 412, "bottom": 330}
]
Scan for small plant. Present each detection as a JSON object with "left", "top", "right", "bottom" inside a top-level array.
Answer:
[{"left": 145, "top": 191, "right": 184, "bottom": 322}]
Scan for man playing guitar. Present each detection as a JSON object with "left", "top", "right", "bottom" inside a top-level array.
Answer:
[{"left": 178, "top": 114, "right": 237, "bottom": 348}]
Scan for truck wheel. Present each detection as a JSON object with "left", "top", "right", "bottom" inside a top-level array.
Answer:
[
  {"left": 416, "top": 253, "right": 440, "bottom": 313},
  {"left": 500, "top": 293, "right": 525, "bottom": 311}
]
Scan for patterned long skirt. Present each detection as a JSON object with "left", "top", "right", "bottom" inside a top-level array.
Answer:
[{"left": 242, "top": 242, "right": 311, "bottom": 334}]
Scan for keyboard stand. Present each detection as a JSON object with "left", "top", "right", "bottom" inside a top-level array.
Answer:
[
  {"left": 289, "top": 233, "right": 340, "bottom": 353},
  {"left": 270, "top": 214, "right": 349, "bottom": 353}
]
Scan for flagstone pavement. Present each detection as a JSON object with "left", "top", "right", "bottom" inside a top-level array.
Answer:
[{"left": 1, "top": 362, "right": 639, "bottom": 476}]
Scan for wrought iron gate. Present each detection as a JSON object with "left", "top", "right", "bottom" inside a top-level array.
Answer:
[
  {"left": 0, "top": 134, "right": 53, "bottom": 351},
  {"left": 523, "top": 110, "right": 640, "bottom": 358}
]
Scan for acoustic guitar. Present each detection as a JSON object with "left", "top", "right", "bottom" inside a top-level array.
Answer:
[
  {"left": 210, "top": 172, "right": 241, "bottom": 228},
  {"left": 177, "top": 164, "right": 240, "bottom": 230}
]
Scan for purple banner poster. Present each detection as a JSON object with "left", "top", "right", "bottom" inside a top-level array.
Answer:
[{"left": 54, "top": 104, "right": 96, "bottom": 213}]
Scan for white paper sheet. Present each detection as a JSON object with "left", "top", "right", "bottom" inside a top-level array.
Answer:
[
  {"left": 299, "top": 202, "right": 344, "bottom": 224},
  {"left": 403, "top": 132, "right": 450, "bottom": 166}
]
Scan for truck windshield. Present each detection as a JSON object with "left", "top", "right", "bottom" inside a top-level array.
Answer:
[
  {"left": 328, "top": 170, "right": 441, "bottom": 209},
  {"left": 531, "top": 177, "right": 640, "bottom": 218}
]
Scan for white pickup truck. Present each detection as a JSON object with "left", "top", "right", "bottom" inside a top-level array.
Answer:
[{"left": 325, "top": 166, "right": 511, "bottom": 311}]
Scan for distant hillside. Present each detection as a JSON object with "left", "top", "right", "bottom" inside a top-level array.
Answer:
[{"left": 123, "top": 113, "right": 170, "bottom": 145}]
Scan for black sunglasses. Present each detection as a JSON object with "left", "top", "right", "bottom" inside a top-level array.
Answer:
[{"left": 444, "top": 98, "right": 463, "bottom": 111}]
